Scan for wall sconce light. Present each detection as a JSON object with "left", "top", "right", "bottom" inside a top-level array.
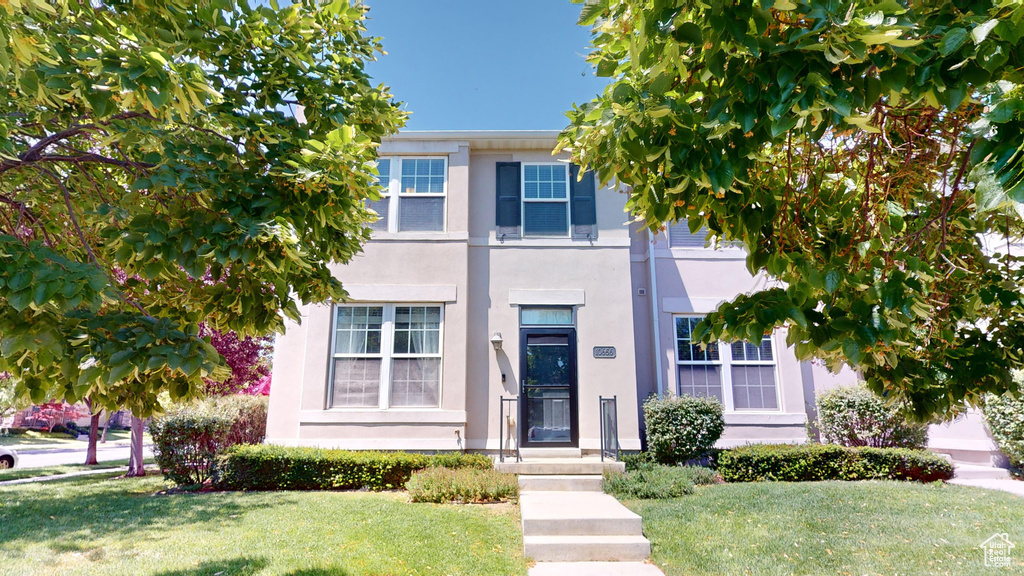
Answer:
[{"left": 490, "top": 331, "right": 503, "bottom": 352}]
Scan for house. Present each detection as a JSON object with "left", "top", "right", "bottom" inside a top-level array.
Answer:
[{"left": 265, "top": 130, "right": 1003, "bottom": 463}]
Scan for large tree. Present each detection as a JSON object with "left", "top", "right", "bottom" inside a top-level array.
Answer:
[
  {"left": 0, "top": 0, "right": 404, "bottom": 417},
  {"left": 561, "top": 0, "right": 1024, "bottom": 417}
]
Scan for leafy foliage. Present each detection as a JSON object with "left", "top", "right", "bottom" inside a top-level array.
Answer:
[
  {"left": 816, "top": 385, "right": 928, "bottom": 448},
  {"left": 562, "top": 0, "right": 1024, "bottom": 417},
  {"left": 0, "top": 1, "right": 405, "bottom": 416},
  {"left": 717, "top": 443, "right": 953, "bottom": 482},
  {"left": 983, "top": 371, "right": 1024, "bottom": 470},
  {"left": 150, "top": 395, "right": 268, "bottom": 487},
  {"left": 405, "top": 467, "right": 519, "bottom": 503},
  {"left": 213, "top": 445, "right": 492, "bottom": 491},
  {"left": 200, "top": 325, "right": 272, "bottom": 396},
  {"left": 603, "top": 463, "right": 718, "bottom": 499},
  {"left": 643, "top": 394, "right": 725, "bottom": 464}
]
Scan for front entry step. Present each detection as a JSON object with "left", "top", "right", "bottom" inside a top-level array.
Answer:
[
  {"left": 524, "top": 535, "right": 652, "bottom": 562},
  {"left": 496, "top": 458, "right": 624, "bottom": 475},
  {"left": 519, "top": 474, "right": 602, "bottom": 492}
]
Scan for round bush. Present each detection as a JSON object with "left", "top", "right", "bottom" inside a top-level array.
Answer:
[
  {"left": 816, "top": 386, "right": 927, "bottom": 449},
  {"left": 643, "top": 394, "right": 725, "bottom": 465},
  {"left": 984, "top": 389, "right": 1024, "bottom": 470}
]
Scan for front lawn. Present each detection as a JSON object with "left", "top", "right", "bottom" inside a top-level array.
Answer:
[
  {"left": 0, "top": 458, "right": 157, "bottom": 482},
  {"left": 0, "top": 474, "right": 526, "bottom": 575},
  {"left": 629, "top": 481, "right": 1024, "bottom": 575}
]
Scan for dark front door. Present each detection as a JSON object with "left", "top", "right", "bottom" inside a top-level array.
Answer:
[{"left": 520, "top": 328, "right": 578, "bottom": 447}]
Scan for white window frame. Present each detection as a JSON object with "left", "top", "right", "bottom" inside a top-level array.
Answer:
[
  {"left": 673, "top": 315, "right": 781, "bottom": 412},
  {"left": 521, "top": 162, "right": 571, "bottom": 238},
  {"left": 370, "top": 156, "right": 449, "bottom": 234},
  {"left": 328, "top": 303, "right": 445, "bottom": 410}
]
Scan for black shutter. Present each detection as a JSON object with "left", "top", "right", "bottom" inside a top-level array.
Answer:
[
  {"left": 495, "top": 162, "right": 521, "bottom": 235},
  {"left": 570, "top": 164, "right": 597, "bottom": 238}
]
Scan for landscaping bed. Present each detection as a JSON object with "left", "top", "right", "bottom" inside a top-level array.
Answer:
[
  {"left": 628, "top": 481, "right": 1024, "bottom": 575},
  {"left": 0, "top": 474, "right": 527, "bottom": 575}
]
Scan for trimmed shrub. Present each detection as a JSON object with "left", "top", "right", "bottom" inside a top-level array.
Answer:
[
  {"left": 983, "top": 391, "right": 1024, "bottom": 470},
  {"left": 621, "top": 451, "right": 656, "bottom": 472},
  {"left": 406, "top": 467, "right": 518, "bottom": 503},
  {"left": 643, "top": 394, "right": 725, "bottom": 465},
  {"left": 603, "top": 464, "right": 717, "bottom": 499},
  {"left": 816, "top": 386, "right": 928, "bottom": 449},
  {"left": 151, "top": 409, "right": 234, "bottom": 486},
  {"left": 717, "top": 443, "right": 953, "bottom": 483},
  {"left": 214, "top": 444, "right": 492, "bottom": 491},
  {"left": 151, "top": 396, "right": 269, "bottom": 487}
]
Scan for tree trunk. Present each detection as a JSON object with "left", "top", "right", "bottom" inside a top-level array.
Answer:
[
  {"left": 126, "top": 415, "right": 146, "bottom": 477},
  {"left": 100, "top": 410, "right": 114, "bottom": 443},
  {"left": 84, "top": 400, "right": 99, "bottom": 466}
]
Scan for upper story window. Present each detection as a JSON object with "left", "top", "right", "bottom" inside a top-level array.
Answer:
[
  {"left": 496, "top": 161, "right": 596, "bottom": 240},
  {"left": 329, "top": 304, "right": 443, "bottom": 409},
  {"left": 366, "top": 157, "right": 447, "bottom": 234},
  {"left": 668, "top": 220, "right": 711, "bottom": 248},
  {"left": 523, "top": 164, "right": 569, "bottom": 236},
  {"left": 674, "top": 316, "right": 779, "bottom": 411}
]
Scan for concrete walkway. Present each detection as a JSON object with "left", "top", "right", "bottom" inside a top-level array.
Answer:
[
  {"left": 950, "top": 478, "right": 1024, "bottom": 497},
  {"left": 498, "top": 457, "right": 666, "bottom": 576}
]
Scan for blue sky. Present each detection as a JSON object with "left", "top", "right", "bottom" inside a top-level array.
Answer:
[{"left": 363, "top": 1, "right": 609, "bottom": 131}]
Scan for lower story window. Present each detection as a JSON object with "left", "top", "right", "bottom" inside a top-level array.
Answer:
[
  {"left": 674, "top": 316, "right": 779, "bottom": 411},
  {"left": 329, "top": 304, "right": 443, "bottom": 409}
]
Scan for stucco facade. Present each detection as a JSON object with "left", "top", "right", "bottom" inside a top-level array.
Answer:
[{"left": 266, "top": 130, "right": 1003, "bottom": 462}]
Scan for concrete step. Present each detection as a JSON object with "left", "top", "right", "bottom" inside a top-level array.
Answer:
[
  {"left": 496, "top": 458, "right": 624, "bottom": 475},
  {"left": 529, "top": 562, "right": 665, "bottom": 576},
  {"left": 524, "top": 535, "right": 651, "bottom": 562},
  {"left": 520, "top": 447, "right": 582, "bottom": 459},
  {"left": 519, "top": 474, "right": 603, "bottom": 492},
  {"left": 955, "top": 463, "right": 1011, "bottom": 480},
  {"left": 520, "top": 491, "right": 644, "bottom": 537}
]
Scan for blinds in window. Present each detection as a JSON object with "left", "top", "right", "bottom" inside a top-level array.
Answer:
[
  {"left": 668, "top": 220, "right": 710, "bottom": 248},
  {"left": 399, "top": 197, "right": 445, "bottom": 232}
]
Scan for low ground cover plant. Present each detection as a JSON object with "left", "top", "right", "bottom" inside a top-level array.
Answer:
[
  {"left": 604, "top": 463, "right": 719, "bottom": 499},
  {"left": 151, "top": 395, "right": 268, "bottom": 487},
  {"left": 643, "top": 395, "right": 724, "bottom": 464},
  {"left": 717, "top": 443, "right": 953, "bottom": 483},
  {"left": 406, "top": 466, "right": 518, "bottom": 503},
  {"left": 215, "top": 444, "right": 492, "bottom": 491},
  {"left": 815, "top": 385, "right": 928, "bottom": 448}
]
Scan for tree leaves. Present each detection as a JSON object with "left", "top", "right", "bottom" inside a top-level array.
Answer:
[
  {"left": 0, "top": 0, "right": 405, "bottom": 416},
  {"left": 562, "top": 0, "right": 1024, "bottom": 417}
]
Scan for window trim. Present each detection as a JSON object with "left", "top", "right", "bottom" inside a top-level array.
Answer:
[
  {"left": 521, "top": 162, "right": 571, "bottom": 238},
  {"left": 327, "top": 303, "right": 445, "bottom": 410},
  {"left": 371, "top": 156, "right": 449, "bottom": 234},
  {"left": 673, "top": 315, "right": 782, "bottom": 413}
]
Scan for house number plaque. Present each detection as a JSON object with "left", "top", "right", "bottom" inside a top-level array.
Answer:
[{"left": 593, "top": 346, "right": 616, "bottom": 359}]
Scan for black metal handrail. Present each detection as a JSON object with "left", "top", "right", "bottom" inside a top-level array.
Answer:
[
  {"left": 499, "top": 396, "right": 521, "bottom": 463},
  {"left": 600, "top": 395, "right": 620, "bottom": 462}
]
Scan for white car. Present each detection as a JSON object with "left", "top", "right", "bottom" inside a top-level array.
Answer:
[{"left": 0, "top": 446, "right": 17, "bottom": 469}]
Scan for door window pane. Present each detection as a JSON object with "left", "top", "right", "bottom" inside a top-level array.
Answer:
[{"left": 521, "top": 307, "right": 574, "bottom": 326}]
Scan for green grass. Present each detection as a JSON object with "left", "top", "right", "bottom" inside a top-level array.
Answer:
[
  {"left": 0, "top": 429, "right": 149, "bottom": 449},
  {"left": 0, "top": 474, "right": 526, "bottom": 576},
  {"left": 628, "top": 481, "right": 1024, "bottom": 576},
  {"left": 0, "top": 430, "right": 80, "bottom": 447},
  {"left": 0, "top": 458, "right": 157, "bottom": 482}
]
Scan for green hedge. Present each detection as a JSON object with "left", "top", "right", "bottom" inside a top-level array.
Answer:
[
  {"left": 603, "top": 464, "right": 719, "bottom": 499},
  {"left": 984, "top": 383, "right": 1024, "bottom": 470},
  {"left": 643, "top": 394, "right": 725, "bottom": 464},
  {"left": 718, "top": 444, "right": 953, "bottom": 483},
  {"left": 214, "top": 445, "right": 493, "bottom": 491}
]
